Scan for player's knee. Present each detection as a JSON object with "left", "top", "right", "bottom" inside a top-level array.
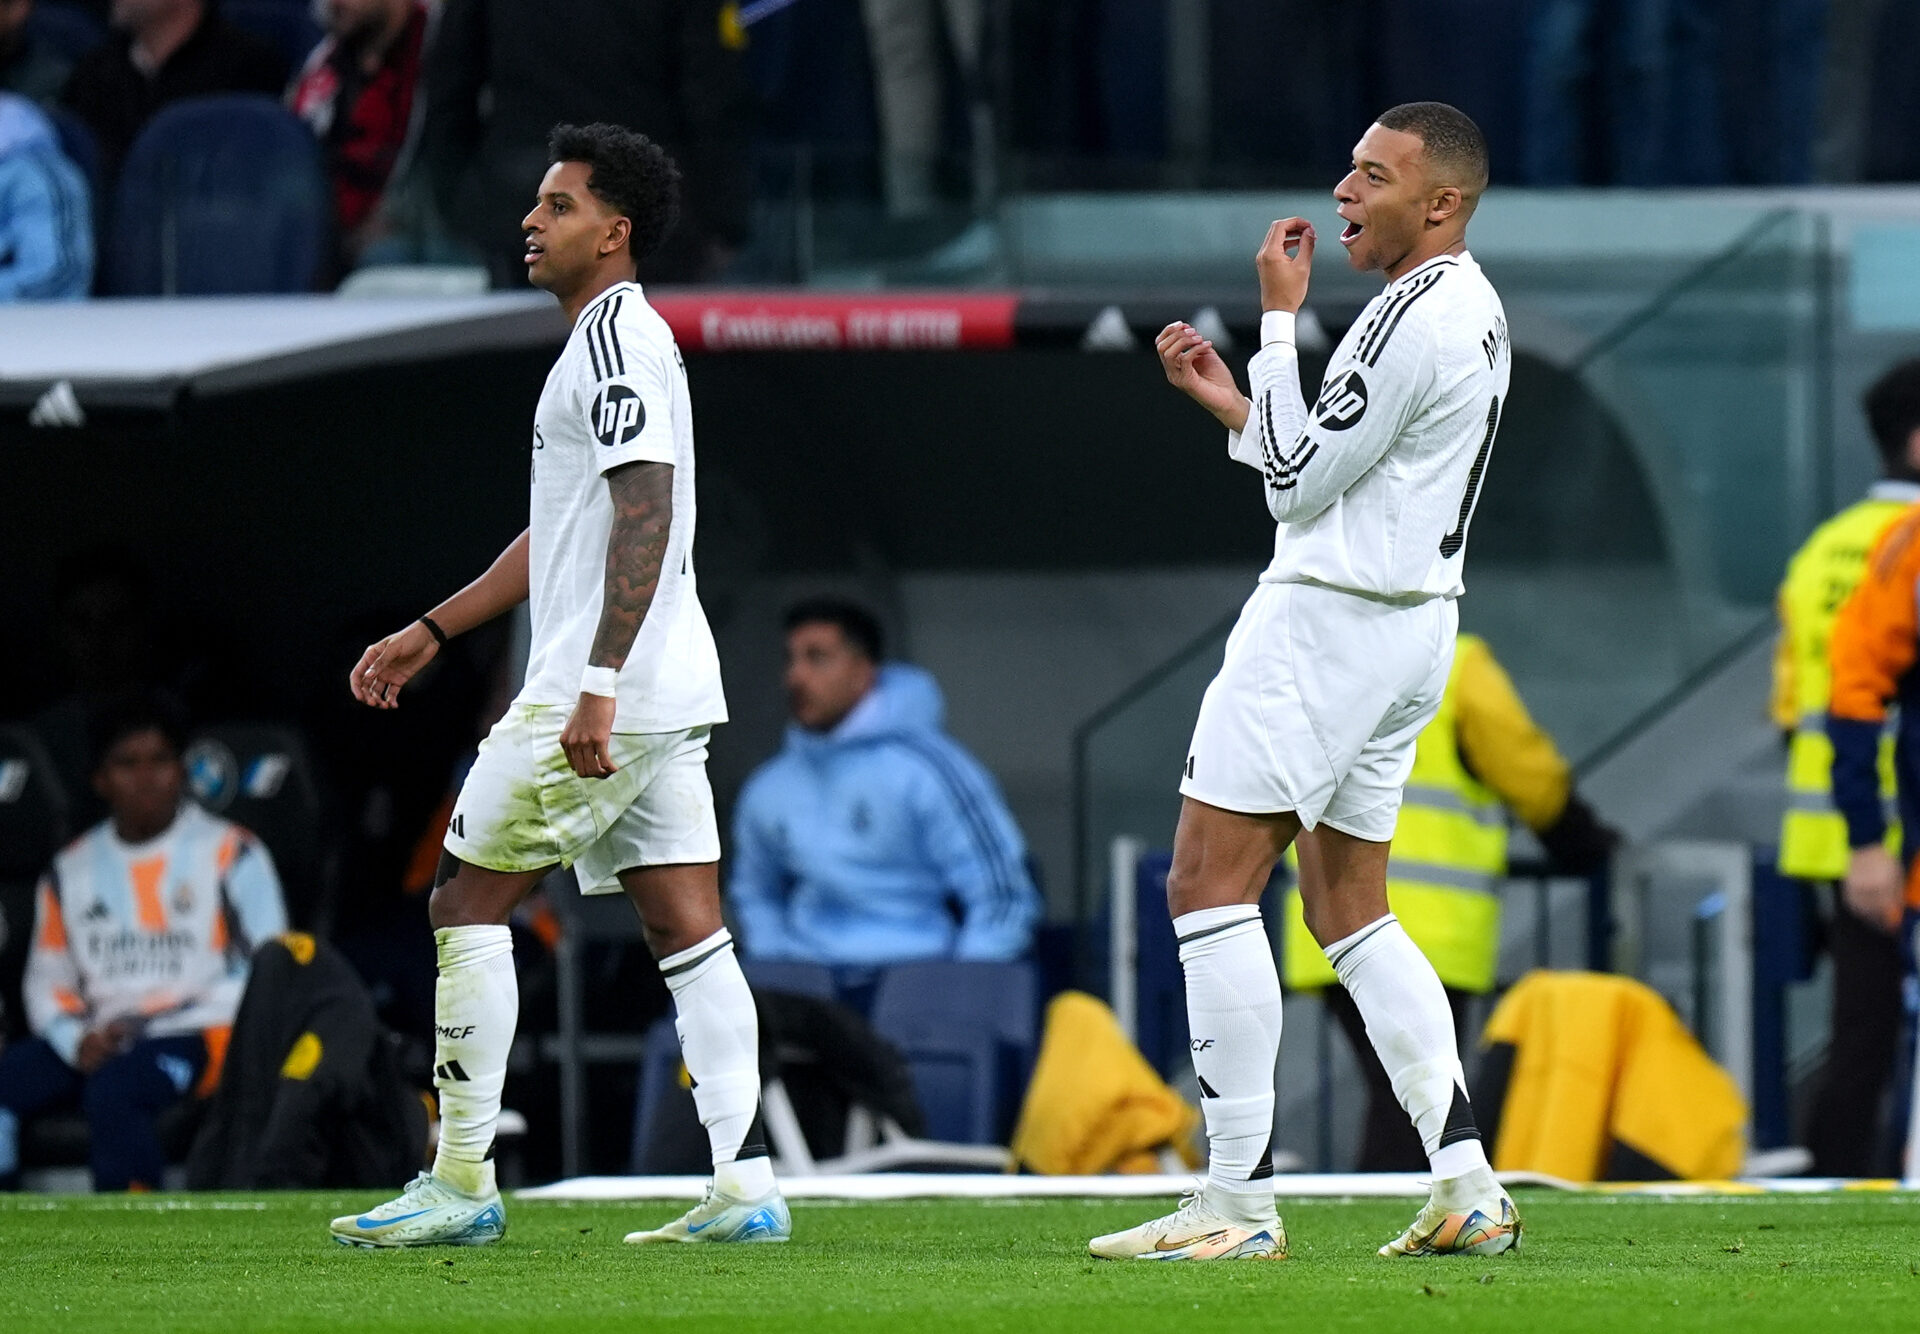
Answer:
[{"left": 428, "top": 871, "right": 503, "bottom": 929}]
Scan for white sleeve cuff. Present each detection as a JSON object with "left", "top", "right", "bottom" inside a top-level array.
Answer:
[
  {"left": 1260, "top": 310, "right": 1296, "bottom": 348},
  {"left": 580, "top": 665, "right": 619, "bottom": 698}
]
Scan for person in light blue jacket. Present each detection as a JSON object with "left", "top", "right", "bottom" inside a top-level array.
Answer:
[
  {"left": 728, "top": 599, "right": 1041, "bottom": 965},
  {"left": 0, "top": 91, "right": 90, "bottom": 300}
]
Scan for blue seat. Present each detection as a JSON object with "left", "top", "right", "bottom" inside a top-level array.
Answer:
[
  {"left": 868, "top": 960, "right": 1037, "bottom": 1145},
  {"left": 25, "top": 2, "right": 107, "bottom": 63},
  {"left": 224, "top": 1, "right": 324, "bottom": 73},
  {"left": 106, "top": 95, "right": 329, "bottom": 295},
  {"left": 740, "top": 960, "right": 836, "bottom": 1000}
]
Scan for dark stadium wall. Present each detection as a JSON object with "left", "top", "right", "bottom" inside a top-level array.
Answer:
[{"left": 1, "top": 344, "right": 1660, "bottom": 913}]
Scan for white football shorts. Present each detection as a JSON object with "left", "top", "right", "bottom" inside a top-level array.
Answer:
[
  {"left": 445, "top": 704, "right": 721, "bottom": 894},
  {"left": 1180, "top": 580, "right": 1456, "bottom": 842}
]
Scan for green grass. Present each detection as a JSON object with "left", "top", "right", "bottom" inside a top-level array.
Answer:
[{"left": 3, "top": 1192, "right": 1919, "bottom": 1332}]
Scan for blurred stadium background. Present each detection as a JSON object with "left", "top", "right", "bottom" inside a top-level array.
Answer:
[{"left": 4, "top": 0, "right": 1920, "bottom": 1213}]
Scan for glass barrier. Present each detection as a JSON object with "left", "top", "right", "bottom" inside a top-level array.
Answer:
[{"left": 1073, "top": 208, "right": 1830, "bottom": 919}]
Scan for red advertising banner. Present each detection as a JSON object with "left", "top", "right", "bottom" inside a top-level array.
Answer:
[{"left": 650, "top": 292, "right": 1020, "bottom": 352}]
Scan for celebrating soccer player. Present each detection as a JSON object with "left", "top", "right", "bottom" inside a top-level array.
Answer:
[
  {"left": 331, "top": 124, "right": 786, "bottom": 1248},
  {"left": 1090, "top": 103, "right": 1518, "bottom": 1261}
]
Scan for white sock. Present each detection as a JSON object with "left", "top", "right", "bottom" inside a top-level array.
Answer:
[
  {"left": 1175, "top": 904, "right": 1281, "bottom": 1224},
  {"left": 660, "top": 928, "right": 775, "bottom": 1199},
  {"left": 1325, "top": 914, "right": 1491, "bottom": 1183},
  {"left": 430, "top": 924, "right": 515, "bottom": 1196}
]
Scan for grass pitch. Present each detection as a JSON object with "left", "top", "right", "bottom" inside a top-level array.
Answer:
[{"left": 3, "top": 1191, "right": 1918, "bottom": 1332}]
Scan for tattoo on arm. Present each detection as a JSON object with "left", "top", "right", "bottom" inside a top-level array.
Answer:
[{"left": 588, "top": 461, "right": 674, "bottom": 671}]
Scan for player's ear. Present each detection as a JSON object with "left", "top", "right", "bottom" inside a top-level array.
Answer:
[
  {"left": 602, "top": 215, "right": 632, "bottom": 258},
  {"left": 1427, "top": 186, "right": 1463, "bottom": 227}
]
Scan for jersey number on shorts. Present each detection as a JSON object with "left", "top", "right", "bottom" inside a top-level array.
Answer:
[{"left": 1439, "top": 395, "right": 1500, "bottom": 559}]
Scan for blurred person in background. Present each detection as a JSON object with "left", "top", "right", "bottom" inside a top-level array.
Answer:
[
  {"left": 0, "top": 692, "right": 287, "bottom": 1192},
  {"left": 62, "top": 0, "right": 286, "bottom": 181},
  {"left": 416, "top": 0, "right": 751, "bottom": 286},
  {"left": 0, "top": 90, "right": 90, "bottom": 299},
  {"left": 1282, "top": 633, "right": 1617, "bottom": 1171},
  {"left": 728, "top": 599, "right": 1041, "bottom": 967},
  {"left": 1815, "top": 362, "right": 1920, "bottom": 1178},
  {"left": 0, "top": 0, "right": 74, "bottom": 104},
  {"left": 288, "top": 0, "right": 427, "bottom": 275},
  {"left": 861, "top": 0, "right": 990, "bottom": 227}
]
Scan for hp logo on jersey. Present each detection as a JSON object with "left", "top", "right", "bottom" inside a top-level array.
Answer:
[
  {"left": 592, "top": 384, "right": 646, "bottom": 447},
  {"left": 1313, "top": 370, "right": 1369, "bottom": 431}
]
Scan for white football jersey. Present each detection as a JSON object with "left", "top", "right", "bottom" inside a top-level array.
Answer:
[
  {"left": 519, "top": 281, "right": 727, "bottom": 733},
  {"left": 1228, "top": 251, "right": 1510, "bottom": 600}
]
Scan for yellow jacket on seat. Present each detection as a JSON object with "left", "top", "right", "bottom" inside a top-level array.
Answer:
[
  {"left": 1010, "top": 992, "right": 1200, "bottom": 1176},
  {"left": 1481, "top": 970, "right": 1746, "bottom": 1182}
]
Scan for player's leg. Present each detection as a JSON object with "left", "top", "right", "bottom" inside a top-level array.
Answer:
[
  {"left": 81, "top": 1034, "right": 208, "bottom": 1191},
  {"left": 333, "top": 855, "right": 546, "bottom": 1248},
  {"left": 1089, "top": 796, "right": 1294, "bottom": 1261},
  {"left": 619, "top": 859, "right": 788, "bottom": 1245},
  {"left": 1299, "top": 826, "right": 1517, "bottom": 1256},
  {"left": 594, "top": 728, "right": 786, "bottom": 1245},
  {"left": 0, "top": 1038, "right": 85, "bottom": 1190}
]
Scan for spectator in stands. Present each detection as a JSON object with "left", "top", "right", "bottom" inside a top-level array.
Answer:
[
  {"left": 862, "top": 0, "right": 990, "bottom": 223},
  {"left": 61, "top": 0, "right": 286, "bottom": 181},
  {"left": 1807, "top": 362, "right": 1920, "bottom": 1177},
  {"left": 0, "top": 692, "right": 287, "bottom": 1192},
  {"left": 1283, "top": 633, "right": 1618, "bottom": 1171},
  {"left": 1, "top": 0, "right": 74, "bottom": 104},
  {"left": 0, "top": 91, "right": 90, "bottom": 298},
  {"left": 417, "top": 0, "right": 752, "bottom": 286},
  {"left": 288, "top": 0, "right": 426, "bottom": 274},
  {"left": 1521, "top": 0, "right": 1673, "bottom": 185},
  {"left": 728, "top": 599, "right": 1042, "bottom": 966}
]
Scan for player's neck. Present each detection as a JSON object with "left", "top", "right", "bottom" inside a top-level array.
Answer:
[
  {"left": 1383, "top": 234, "right": 1467, "bottom": 282},
  {"left": 558, "top": 267, "right": 637, "bottom": 325}
]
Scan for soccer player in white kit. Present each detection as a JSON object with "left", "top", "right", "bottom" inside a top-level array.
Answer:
[
  {"left": 331, "top": 124, "right": 786, "bottom": 1248},
  {"left": 1091, "top": 103, "right": 1519, "bottom": 1261}
]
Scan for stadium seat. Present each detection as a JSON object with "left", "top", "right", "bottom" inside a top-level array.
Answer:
[
  {"left": 24, "top": 2, "right": 106, "bottom": 63},
  {"left": 105, "top": 95, "right": 329, "bottom": 295},
  {"left": 740, "top": 959, "right": 836, "bottom": 999},
  {"left": 183, "top": 723, "right": 330, "bottom": 932},
  {"left": 224, "top": 1, "right": 325, "bottom": 73},
  {"left": 869, "top": 960, "right": 1038, "bottom": 1145},
  {"left": 0, "top": 727, "right": 72, "bottom": 1041}
]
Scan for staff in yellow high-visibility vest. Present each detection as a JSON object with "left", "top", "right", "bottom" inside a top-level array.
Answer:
[
  {"left": 1281, "top": 633, "right": 1616, "bottom": 1170},
  {"left": 1784, "top": 358, "right": 1920, "bottom": 1177}
]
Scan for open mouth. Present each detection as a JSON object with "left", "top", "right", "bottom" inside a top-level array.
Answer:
[
  {"left": 1339, "top": 219, "right": 1365, "bottom": 246},
  {"left": 524, "top": 238, "right": 544, "bottom": 265}
]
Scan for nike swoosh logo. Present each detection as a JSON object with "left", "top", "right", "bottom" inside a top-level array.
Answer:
[
  {"left": 356, "top": 1208, "right": 434, "bottom": 1228},
  {"left": 1154, "top": 1229, "right": 1230, "bottom": 1252},
  {"left": 686, "top": 1216, "right": 724, "bottom": 1234}
]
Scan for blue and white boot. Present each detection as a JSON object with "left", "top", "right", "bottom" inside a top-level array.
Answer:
[
  {"left": 623, "top": 1181, "right": 791, "bottom": 1245},
  {"left": 330, "top": 1170, "right": 506, "bottom": 1249}
]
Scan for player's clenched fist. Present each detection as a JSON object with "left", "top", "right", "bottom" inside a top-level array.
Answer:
[
  {"left": 1255, "top": 217, "right": 1315, "bottom": 314},
  {"left": 1156, "top": 322, "right": 1250, "bottom": 431}
]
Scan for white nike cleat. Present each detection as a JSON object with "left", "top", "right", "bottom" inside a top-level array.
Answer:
[
  {"left": 1089, "top": 1189, "right": 1288, "bottom": 1261},
  {"left": 1379, "top": 1173, "right": 1521, "bottom": 1257},
  {"left": 623, "top": 1181, "right": 792, "bottom": 1245},
  {"left": 329, "top": 1172, "right": 506, "bottom": 1249}
]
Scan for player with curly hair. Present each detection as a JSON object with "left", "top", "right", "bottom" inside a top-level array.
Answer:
[{"left": 331, "top": 123, "right": 785, "bottom": 1249}]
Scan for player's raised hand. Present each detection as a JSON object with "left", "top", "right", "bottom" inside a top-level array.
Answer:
[
  {"left": 1255, "top": 217, "right": 1315, "bottom": 314},
  {"left": 1156, "top": 322, "right": 1249, "bottom": 430},
  {"left": 350, "top": 621, "right": 439, "bottom": 710}
]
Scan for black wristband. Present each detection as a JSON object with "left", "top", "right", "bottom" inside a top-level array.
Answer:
[{"left": 418, "top": 615, "right": 449, "bottom": 648}]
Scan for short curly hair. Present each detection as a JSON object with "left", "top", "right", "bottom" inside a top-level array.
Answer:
[
  {"left": 1376, "top": 101, "right": 1490, "bottom": 198},
  {"left": 547, "top": 123, "right": 682, "bottom": 262}
]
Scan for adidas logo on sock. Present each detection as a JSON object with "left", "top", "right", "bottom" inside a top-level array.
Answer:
[{"left": 435, "top": 1060, "right": 471, "bottom": 1082}]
